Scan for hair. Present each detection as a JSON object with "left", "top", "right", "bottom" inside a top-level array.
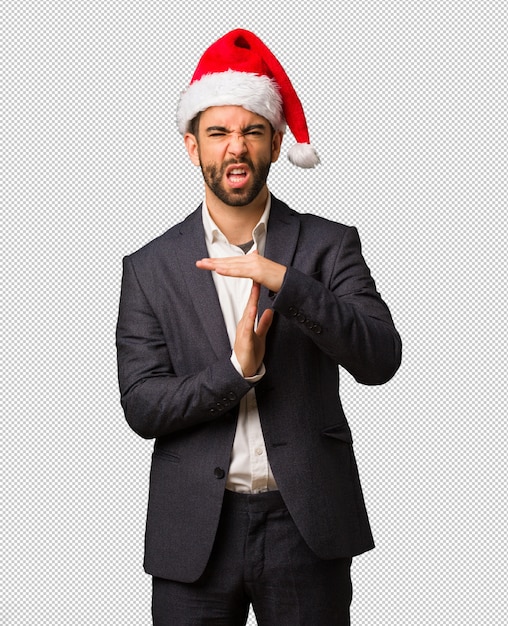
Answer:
[{"left": 188, "top": 112, "right": 202, "bottom": 138}]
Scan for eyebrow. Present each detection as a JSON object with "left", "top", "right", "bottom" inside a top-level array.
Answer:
[{"left": 205, "top": 124, "right": 268, "bottom": 134}]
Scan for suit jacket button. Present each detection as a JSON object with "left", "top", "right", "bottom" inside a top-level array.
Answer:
[
  {"left": 214, "top": 467, "right": 225, "bottom": 479},
  {"left": 305, "top": 318, "right": 314, "bottom": 329},
  {"left": 227, "top": 392, "right": 237, "bottom": 401},
  {"left": 297, "top": 313, "right": 306, "bottom": 323},
  {"left": 288, "top": 306, "right": 298, "bottom": 316},
  {"left": 313, "top": 324, "right": 322, "bottom": 334}
]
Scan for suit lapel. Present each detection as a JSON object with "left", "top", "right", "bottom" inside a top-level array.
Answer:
[
  {"left": 259, "top": 196, "right": 301, "bottom": 314},
  {"left": 172, "top": 207, "right": 231, "bottom": 360}
]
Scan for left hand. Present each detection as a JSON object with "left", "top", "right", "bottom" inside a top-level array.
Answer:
[
  {"left": 196, "top": 251, "right": 286, "bottom": 293},
  {"left": 233, "top": 281, "right": 274, "bottom": 377}
]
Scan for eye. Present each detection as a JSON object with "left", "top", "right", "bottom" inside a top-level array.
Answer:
[{"left": 244, "top": 128, "right": 264, "bottom": 137}]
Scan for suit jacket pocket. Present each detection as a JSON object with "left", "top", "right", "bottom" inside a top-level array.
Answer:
[{"left": 321, "top": 423, "right": 353, "bottom": 444}]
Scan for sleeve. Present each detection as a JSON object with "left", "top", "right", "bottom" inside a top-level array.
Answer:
[
  {"left": 115, "top": 255, "right": 254, "bottom": 439},
  {"left": 271, "top": 226, "right": 402, "bottom": 385}
]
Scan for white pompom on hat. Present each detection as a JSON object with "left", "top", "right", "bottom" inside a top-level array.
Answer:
[{"left": 176, "top": 29, "right": 320, "bottom": 168}]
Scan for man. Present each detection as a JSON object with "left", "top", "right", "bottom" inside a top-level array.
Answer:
[{"left": 116, "top": 29, "right": 402, "bottom": 625}]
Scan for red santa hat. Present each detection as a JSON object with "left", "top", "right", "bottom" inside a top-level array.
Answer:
[{"left": 176, "top": 29, "right": 320, "bottom": 168}]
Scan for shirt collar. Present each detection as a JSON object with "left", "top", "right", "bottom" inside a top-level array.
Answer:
[{"left": 201, "top": 192, "right": 271, "bottom": 252}]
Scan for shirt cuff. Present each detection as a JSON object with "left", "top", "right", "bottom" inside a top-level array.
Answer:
[{"left": 231, "top": 351, "right": 266, "bottom": 382}]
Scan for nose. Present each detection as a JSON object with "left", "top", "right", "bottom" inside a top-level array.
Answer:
[{"left": 227, "top": 132, "right": 247, "bottom": 157}]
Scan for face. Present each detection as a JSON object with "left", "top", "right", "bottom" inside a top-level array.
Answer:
[{"left": 184, "top": 106, "right": 283, "bottom": 208}]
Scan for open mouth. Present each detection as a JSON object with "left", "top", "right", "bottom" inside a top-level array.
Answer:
[{"left": 226, "top": 165, "right": 250, "bottom": 188}]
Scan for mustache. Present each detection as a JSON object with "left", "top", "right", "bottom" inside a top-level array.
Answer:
[{"left": 221, "top": 158, "right": 255, "bottom": 171}]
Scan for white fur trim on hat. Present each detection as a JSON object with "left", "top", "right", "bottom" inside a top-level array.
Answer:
[{"left": 177, "top": 70, "right": 286, "bottom": 134}]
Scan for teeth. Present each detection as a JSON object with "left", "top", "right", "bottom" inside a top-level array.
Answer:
[{"left": 230, "top": 168, "right": 245, "bottom": 175}]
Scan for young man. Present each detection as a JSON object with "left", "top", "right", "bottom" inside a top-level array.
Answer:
[{"left": 116, "top": 29, "right": 402, "bottom": 625}]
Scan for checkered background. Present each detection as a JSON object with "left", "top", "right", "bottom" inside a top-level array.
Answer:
[{"left": 3, "top": 1, "right": 507, "bottom": 624}]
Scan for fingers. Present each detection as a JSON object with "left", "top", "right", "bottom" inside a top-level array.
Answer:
[
  {"left": 195, "top": 258, "right": 217, "bottom": 271},
  {"left": 196, "top": 254, "right": 286, "bottom": 293},
  {"left": 196, "top": 256, "right": 248, "bottom": 277},
  {"left": 233, "top": 282, "right": 273, "bottom": 377},
  {"left": 236, "top": 282, "right": 260, "bottom": 337},
  {"left": 240, "top": 282, "right": 262, "bottom": 335},
  {"left": 256, "top": 308, "right": 274, "bottom": 338},
  {"left": 196, "top": 249, "right": 257, "bottom": 271},
  {"left": 245, "top": 280, "right": 261, "bottom": 311},
  {"left": 242, "top": 282, "right": 273, "bottom": 340},
  {"left": 196, "top": 252, "right": 261, "bottom": 279}
]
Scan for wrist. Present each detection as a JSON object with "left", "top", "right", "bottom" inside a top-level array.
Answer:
[{"left": 231, "top": 352, "right": 265, "bottom": 381}]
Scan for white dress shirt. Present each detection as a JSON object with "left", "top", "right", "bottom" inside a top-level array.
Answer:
[{"left": 201, "top": 196, "right": 278, "bottom": 493}]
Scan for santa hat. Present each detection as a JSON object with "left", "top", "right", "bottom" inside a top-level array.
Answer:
[{"left": 176, "top": 29, "right": 319, "bottom": 168}]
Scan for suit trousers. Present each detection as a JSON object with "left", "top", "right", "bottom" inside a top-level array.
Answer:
[{"left": 152, "top": 490, "right": 352, "bottom": 625}]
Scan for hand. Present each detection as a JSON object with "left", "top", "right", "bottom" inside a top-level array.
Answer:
[
  {"left": 196, "top": 251, "right": 286, "bottom": 293},
  {"left": 233, "top": 282, "right": 274, "bottom": 377}
]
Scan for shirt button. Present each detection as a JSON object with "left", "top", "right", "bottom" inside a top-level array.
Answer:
[{"left": 255, "top": 447, "right": 264, "bottom": 456}]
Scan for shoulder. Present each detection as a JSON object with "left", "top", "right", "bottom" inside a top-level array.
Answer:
[
  {"left": 270, "top": 195, "right": 356, "bottom": 242},
  {"left": 124, "top": 205, "right": 202, "bottom": 263}
]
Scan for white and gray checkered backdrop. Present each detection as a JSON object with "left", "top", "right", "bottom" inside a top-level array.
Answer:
[{"left": 3, "top": 1, "right": 507, "bottom": 624}]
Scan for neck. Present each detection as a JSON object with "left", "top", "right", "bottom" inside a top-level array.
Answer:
[{"left": 204, "top": 186, "right": 268, "bottom": 245}]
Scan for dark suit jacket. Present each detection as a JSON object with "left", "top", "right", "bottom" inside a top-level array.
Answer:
[{"left": 116, "top": 195, "right": 402, "bottom": 582}]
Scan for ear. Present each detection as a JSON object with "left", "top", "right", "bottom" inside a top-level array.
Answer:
[
  {"left": 184, "top": 133, "right": 200, "bottom": 166},
  {"left": 271, "top": 130, "right": 284, "bottom": 163}
]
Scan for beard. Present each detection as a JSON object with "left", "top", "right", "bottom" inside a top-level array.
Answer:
[{"left": 200, "top": 156, "right": 272, "bottom": 207}]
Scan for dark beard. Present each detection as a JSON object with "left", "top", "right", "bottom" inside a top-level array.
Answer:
[{"left": 200, "top": 157, "right": 271, "bottom": 207}]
